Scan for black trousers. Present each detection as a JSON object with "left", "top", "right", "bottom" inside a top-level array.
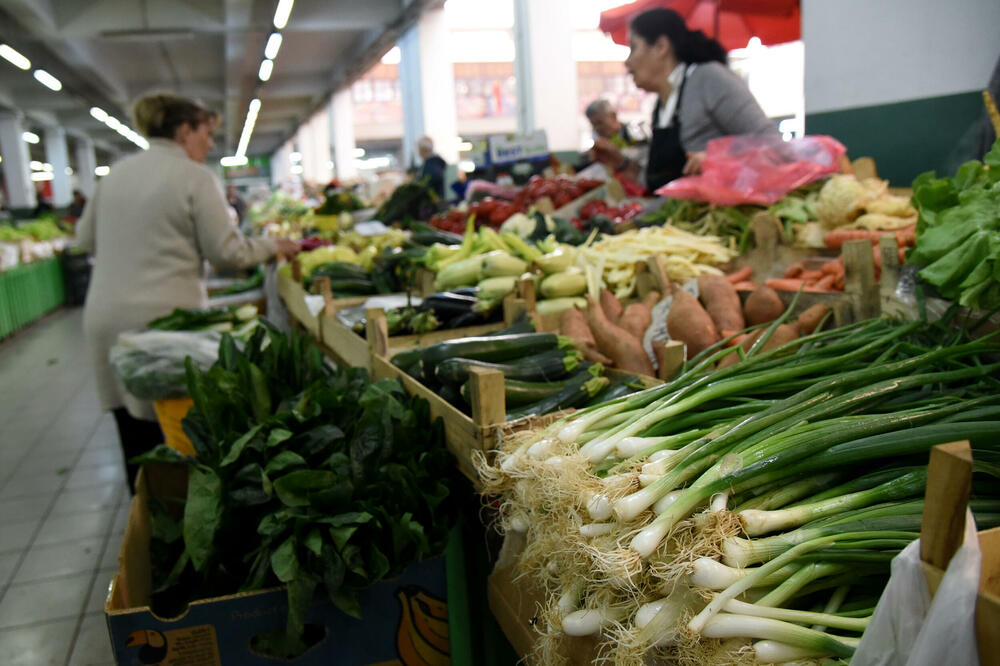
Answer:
[{"left": 112, "top": 407, "right": 164, "bottom": 495}]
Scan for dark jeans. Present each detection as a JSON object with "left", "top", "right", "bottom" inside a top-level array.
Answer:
[{"left": 112, "top": 407, "right": 164, "bottom": 495}]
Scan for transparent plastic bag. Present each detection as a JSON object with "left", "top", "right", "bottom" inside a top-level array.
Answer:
[
  {"left": 109, "top": 329, "right": 222, "bottom": 400},
  {"left": 655, "top": 135, "right": 847, "bottom": 206},
  {"left": 851, "top": 509, "right": 981, "bottom": 666}
]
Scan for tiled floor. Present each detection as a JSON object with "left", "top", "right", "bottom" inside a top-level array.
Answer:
[{"left": 0, "top": 308, "right": 129, "bottom": 665}]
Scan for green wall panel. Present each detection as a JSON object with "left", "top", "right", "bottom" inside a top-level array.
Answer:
[{"left": 806, "top": 91, "right": 984, "bottom": 186}]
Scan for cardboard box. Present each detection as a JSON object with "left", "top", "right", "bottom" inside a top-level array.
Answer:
[{"left": 106, "top": 465, "right": 451, "bottom": 666}]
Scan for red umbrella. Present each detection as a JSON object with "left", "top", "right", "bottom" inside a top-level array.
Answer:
[{"left": 598, "top": 0, "right": 800, "bottom": 53}]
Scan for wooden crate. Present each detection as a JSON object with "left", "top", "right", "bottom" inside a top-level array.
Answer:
[
  {"left": 320, "top": 304, "right": 506, "bottom": 373},
  {"left": 276, "top": 270, "right": 325, "bottom": 338},
  {"left": 920, "top": 441, "right": 1000, "bottom": 664}
]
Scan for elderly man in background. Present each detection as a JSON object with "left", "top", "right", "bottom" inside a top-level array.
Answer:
[
  {"left": 417, "top": 135, "right": 447, "bottom": 198},
  {"left": 585, "top": 98, "right": 644, "bottom": 149}
]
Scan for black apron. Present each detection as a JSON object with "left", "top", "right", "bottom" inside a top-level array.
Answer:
[{"left": 645, "top": 68, "right": 689, "bottom": 192}]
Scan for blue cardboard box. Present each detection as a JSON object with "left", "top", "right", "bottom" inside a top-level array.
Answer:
[{"left": 105, "top": 465, "right": 451, "bottom": 666}]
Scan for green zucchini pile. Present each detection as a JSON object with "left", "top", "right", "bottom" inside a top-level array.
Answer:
[{"left": 390, "top": 320, "right": 645, "bottom": 421}]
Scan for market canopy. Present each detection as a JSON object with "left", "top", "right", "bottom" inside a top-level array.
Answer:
[{"left": 598, "top": 0, "right": 801, "bottom": 53}]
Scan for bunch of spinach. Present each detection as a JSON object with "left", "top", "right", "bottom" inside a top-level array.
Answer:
[
  {"left": 908, "top": 139, "right": 1000, "bottom": 310},
  {"left": 136, "top": 322, "right": 459, "bottom": 656}
]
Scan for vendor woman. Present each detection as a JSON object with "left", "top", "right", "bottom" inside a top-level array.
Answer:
[{"left": 593, "top": 8, "right": 778, "bottom": 192}]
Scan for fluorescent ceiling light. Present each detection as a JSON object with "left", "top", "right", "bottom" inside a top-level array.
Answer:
[
  {"left": 325, "top": 160, "right": 334, "bottom": 169},
  {"left": 30, "top": 160, "right": 44, "bottom": 171},
  {"left": 65, "top": 166, "right": 73, "bottom": 175},
  {"left": 457, "top": 141, "right": 474, "bottom": 152},
  {"left": 105, "top": 116, "right": 122, "bottom": 130},
  {"left": 265, "top": 33, "right": 283, "bottom": 60},
  {"left": 42, "top": 162, "right": 53, "bottom": 171},
  {"left": 273, "top": 0, "right": 294, "bottom": 29},
  {"left": 352, "top": 147, "right": 366, "bottom": 158},
  {"left": 248, "top": 98, "right": 261, "bottom": 115},
  {"left": 90, "top": 107, "right": 108, "bottom": 122},
  {"left": 23, "top": 131, "right": 39, "bottom": 144},
  {"left": 289, "top": 164, "right": 304, "bottom": 175},
  {"left": 135, "top": 136, "right": 149, "bottom": 150},
  {"left": 0, "top": 44, "right": 30, "bottom": 70},
  {"left": 289, "top": 151, "right": 302, "bottom": 162},
  {"left": 258, "top": 58, "right": 273, "bottom": 82},
  {"left": 31, "top": 172, "right": 53, "bottom": 181},
  {"left": 95, "top": 165, "right": 110, "bottom": 176},
  {"left": 220, "top": 155, "right": 249, "bottom": 167},
  {"left": 33, "top": 69, "right": 62, "bottom": 91},
  {"left": 458, "top": 160, "right": 477, "bottom": 173},
  {"left": 381, "top": 47, "right": 401, "bottom": 65}
]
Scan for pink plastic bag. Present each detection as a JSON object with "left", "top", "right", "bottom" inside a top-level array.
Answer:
[{"left": 655, "top": 135, "right": 847, "bottom": 206}]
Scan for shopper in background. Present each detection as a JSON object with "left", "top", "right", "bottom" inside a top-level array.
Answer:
[
  {"left": 68, "top": 189, "right": 87, "bottom": 219},
  {"left": 417, "top": 135, "right": 447, "bottom": 198},
  {"left": 593, "top": 8, "right": 777, "bottom": 192},
  {"left": 226, "top": 184, "right": 247, "bottom": 226},
  {"left": 586, "top": 98, "right": 643, "bottom": 149},
  {"left": 76, "top": 93, "right": 299, "bottom": 493}
]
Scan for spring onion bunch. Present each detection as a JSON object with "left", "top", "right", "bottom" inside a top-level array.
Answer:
[{"left": 476, "top": 312, "right": 1000, "bottom": 665}]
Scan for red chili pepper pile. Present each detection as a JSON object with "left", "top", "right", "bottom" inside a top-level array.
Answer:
[{"left": 571, "top": 199, "right": 644, "bottom": 229}]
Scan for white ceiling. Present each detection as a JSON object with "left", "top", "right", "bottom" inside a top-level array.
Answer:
[{"left": 0, "top": 0, "right": 439, "bottom": 161}]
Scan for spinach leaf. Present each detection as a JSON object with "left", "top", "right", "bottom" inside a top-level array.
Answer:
[{"left": 183, "top": 466, "right": 223, "bottom": 572}]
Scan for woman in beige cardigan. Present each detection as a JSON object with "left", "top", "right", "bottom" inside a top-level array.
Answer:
[{"left": 76, "top": 93, "right": 298, "bottom": 491}]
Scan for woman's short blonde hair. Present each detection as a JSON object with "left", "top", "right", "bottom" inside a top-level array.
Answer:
[{"left": 133, "top": 93, "right": 216, "bottom": 139}]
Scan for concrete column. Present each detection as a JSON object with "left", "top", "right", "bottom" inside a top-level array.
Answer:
[
  {"left": 512, "top": 0, "right": 580, "bottom": 151},
  {"left": 74, "top": 136, "right": 98, "bottom": 198},
  {"left": 330, "top": 88, "right": 357, "bottom": 181},
  {"left": 295, "top": 121, "right": 316, "bottom": 184},
  {"left": 0, "top": 111, "right": 37, "bottom": 211},
  {"left": 271, "top": 143, "right": 289, "bottom": 189},
  {"left": 44, "top": 126, "right": 71, "bottom": 208},
  {"left": 398, "top": 6, "right": 459, "bottom": 169},
  {"left": 310, "top": 107, "right": 333, "bottom": 185}
]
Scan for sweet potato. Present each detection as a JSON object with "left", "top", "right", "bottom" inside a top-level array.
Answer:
[
  {"left": 744, "top": 285, "right": 785, "bottom": 326},
  {"left": 560, "top": 307, "right": 612, "bottom": 365},
  {"left": 718, "top": 329, "right": 763, "bottom": 368},
  {"left": 600, "top": 289, "right": 623, "bottom": 324},
  {"left": 697, "top": 274, "right": 745, "bottom": 334},
  {"left": 585, "top": 295, "right": 655, "bottom": 376},
  {"left": 759, "top": 324, "right": 800, "bottom": 353},
  {"left": 725, "top": 266, "right": 753, "bottom": 284},
  {"left": 794, "top": 303, "right": 831, "bottom": 335},
  {"left": 619, "top": 302, "right": 653, "bottom": 340},
  {"left": 667, "top": 288, "right": 720, "bottom": 360}
]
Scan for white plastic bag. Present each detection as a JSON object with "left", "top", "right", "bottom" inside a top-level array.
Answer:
[
  {"left": 852, "top": 509, "right": 981, "bottom": 666},
  {"left": 110, "top": 329, "right": 222, "bottom": 400}
]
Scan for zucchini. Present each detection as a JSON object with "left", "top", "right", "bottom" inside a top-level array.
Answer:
[
  {"left": 391, "top": 348, "right": 423, "bottom": 370},
  {"left": 585, "top": 379, "right": 641, "bottom": 406},
  {"left": 507, "top": 373, "right": 610, "bottom": 421},
  {"left": 420, "top": 332, "right": 560, "bottom": 368},
  {"left": 487, "top": 318, "right": 536, "bottom": 337},
  {"left": 491, "top": 377, "right": 571, "bottom": 407},
  {"left": 438, "top": 383, "right": 466, "bottom": 409},
  {"left": 435, "top": 348, "right": 580, "bottom": 384}
]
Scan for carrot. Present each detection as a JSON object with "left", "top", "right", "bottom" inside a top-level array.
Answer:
[
  {"left": 732, "top": 281, "right": 758, "bottom": 291},
  {"left": 899, "top": 246, "right": 907, "bottom": 265},
  {"left": 697, "top": 274, "right": 745, "bottom": 333},
  {"left": 619, "top": 302, "right": 653, "bottom": 340},
  {"left": 784, "top": 262, "right": 805, "bottom": 279},
  {"left": 764, "top": 278, "right": 809, "bottom": 292},
  {"left": 812, "top": 273, "right": 837, "bottom": 291},
  {"left": 794, "top": 304, "right": 832, "bottom": 335},
  {"left": 744, "top": 285, "right": 786, "bottom": 326},
  {"left": 667, "top": 288, "right": 720, "bottom": 361},
  {"left": 821, "top": 258, "right": 843, "bottom": 275},
  {"left": 585, "top": 295, "right": 654, "bottom": 376},
  {"left": 725, "top": 266, "right": 753, "bottom": 284},
  {"left": 895, "top": 225, "right": 916, "bottom": 247},
  {"left": 799, "top": 269, "right": 824, "bottom": 283},
  {"left": 600, "top": 289, "right": 623, "bottom": 324},
  {"left": 560, "top": 307, "right": 612, "bottom": 365},
  {"left": 823, "top": 228, "right": 884, "bottom": 250}
]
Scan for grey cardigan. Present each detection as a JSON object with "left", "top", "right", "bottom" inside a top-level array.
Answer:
[{"left": 673, "top": 61, "right": 778, "bottom": 152}]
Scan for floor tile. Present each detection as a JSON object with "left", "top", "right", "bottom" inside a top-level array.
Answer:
[
  {"left": 0, "top": 470, "right": 66, "bottom": 500},
  {"left": 0, "top": 495, "right": 51, "bottom": 525},
  {"left": 68, "top": 612, "right": 115, "bottom": 666},
  {"left": 100, "top": 533, "right": 124, "bottom": 572},
  {"left": 13, "top": 537, "right": 104, "bottom": 584},
  {"left": 0, "top": 520, "right": 40, "bottom": 553},
  {"left": 85, "top": 573, "right": 116, "bottom": 614},
  {"left": 0, "top": 618, "right": 78, "bottom": 666},
  {"left": 51, "top": 485, "right": 120, "bottom": 516},
  {"left": 33, "top": 509, "right": 115, "bottom": 547},
  {"left": 0, "top": 573, "right": 91, "bottom": 628},
  {"left": 12, "top": 455, "right": 74, "bottom": 478},
  {"left": 0, "top": 550, "right": 22, "bottom": 586},
  {"left": 76, "top": 447, "right": 121, "bottom": 470},
  {"left": 65, "top": 464, "right": 124, "bottom": 490}
]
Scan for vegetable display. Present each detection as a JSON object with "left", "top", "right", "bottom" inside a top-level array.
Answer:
[
  {"left": 374, "top": 180, "right": 439, "bottom": 228},
  {"left": 135, "top": 323, "right": 459, "bottom": 657},
  {"left": 147, "top": 304, "right": 259, "bottom": 332},
  {"left": 907, "top": 139, "right": 1000, "bottom": 310},
  {"left": 477, "top": 312, "right": 1000, "bottom": 664}
]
